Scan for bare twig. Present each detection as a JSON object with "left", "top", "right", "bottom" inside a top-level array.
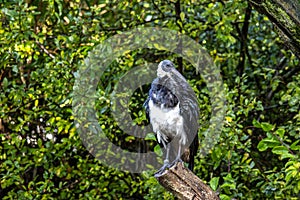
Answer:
[
  {"left": 19, "top": 65, "right": 26, "bottom": 85},
  {"left": 36, "top": 41, "right": 55, "bottom": 59}
]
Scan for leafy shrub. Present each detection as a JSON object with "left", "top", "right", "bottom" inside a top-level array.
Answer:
[{"left": 1, "top": 0, "right": 299, "bottom": 199}]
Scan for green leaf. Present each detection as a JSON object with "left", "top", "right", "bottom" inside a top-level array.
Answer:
[
  {"left": 180, "top": 12, "right": 185, "bottom": 21},
  {"left": 221, "top": 183, "right": 236, "bottom": 190},
  {"left": 257, "top": 138, "right": 280, "bottom": 151},
  {"left": 37, "top": 138, "right": 42, "bottom": 148},
  {"left": 125, "top": 135, "right": 135, "bottom": 142},
  {"left": 2, "top": 77, "right": 8, "bottom": 88},
  {"left": 272, "top": 146, "right": 294, "bottom": 159},
  {"left": 272, "top": 146, "right": 288, "bottom": 154},
  {"left": 261, "top": 122, "right": 274, "bottom": 132},
  {"left": 145, "top": 133, "right": 156, "bottom": 141},
  {"left": 209, "top": 177, "right": 219, "bottom": 191},
  {"left": 252, "top": 118, "right": 261, "bottom": 128},
  {"left": 154, "top": 144, "right": 162, "bottom": 157},
  {"left": 275, "top": 128, "right": 285, "bottom": 138},
  {"left": 290, "top": 140, "right": 300, "bottom": 150},
  {"left": 34, "top": 99, "right": 39, "bottom": 107},
  {"left": 219, "top": 194, "right": 231, "bottom": 200}
]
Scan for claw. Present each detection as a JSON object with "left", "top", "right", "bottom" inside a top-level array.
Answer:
[
  {"left": 154, "top": 163, "right": 170, "bottom": 177},
  {"left": 170, "top": 158, "right": 183, "bottom": 168}
]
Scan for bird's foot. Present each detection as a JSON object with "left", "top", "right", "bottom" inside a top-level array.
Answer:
[
  {"left": 154, "top": 160, "right": 170, "bottom": 176},
  {"left": 154, "top": 159, "right": 184, "bottom": 177},
  {"left": 170, "top": 158, "right": 183, "bottom": 168}
]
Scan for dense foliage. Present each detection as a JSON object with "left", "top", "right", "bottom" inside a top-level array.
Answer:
[{"left": 1, "top": 0, "right": 299, "bottom": 199}]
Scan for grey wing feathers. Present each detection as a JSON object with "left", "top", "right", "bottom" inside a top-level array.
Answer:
[{"left": 143, "top": 96, "right": 150, "bottom": 122}]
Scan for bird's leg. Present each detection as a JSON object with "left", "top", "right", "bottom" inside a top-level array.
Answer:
[
  {"left": 176, "top": 143, "right": 182, "bottom": 161},
  {"left": 164, "top": 144, "right": 170, "bottom": 166},
  {"left": 155, "top": 144, "right": 171, "bottom": 175},
  {"left": 170, "top": 142, "right": 183, "bottom": 167}
]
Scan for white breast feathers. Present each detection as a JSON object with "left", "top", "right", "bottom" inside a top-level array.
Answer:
[{"left": 148, "top": 99, "right": 186, "bottom": 147}]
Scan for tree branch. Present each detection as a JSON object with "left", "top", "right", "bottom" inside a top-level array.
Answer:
[
  {"left": 249, "top": 0, "right": 300, "bottom": 58},
  {"left": 174, "top": 0, "right": 183, "bottom": 73},
  {"left": 155, "top": 162, "right": 220, "bottom": 200},
  {"left": 237, "top": 3, "right": 252, "bottom": 76}
]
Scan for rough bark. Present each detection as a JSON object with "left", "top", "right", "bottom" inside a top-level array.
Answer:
[
  {"left": 154, "top": 162, "right": 220, "bottom": 200},
  {"left": 249, "top": 0, "right": 300, "bottom": 58}
]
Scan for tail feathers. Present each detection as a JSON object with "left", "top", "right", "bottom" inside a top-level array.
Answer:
[{"left": 188, "top": 134, "right": 199, "bottom": 172}]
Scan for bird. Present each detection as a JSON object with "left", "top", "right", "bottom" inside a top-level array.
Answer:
[{"left": 143, "top": 60, "right": 199, "bottom": 172}]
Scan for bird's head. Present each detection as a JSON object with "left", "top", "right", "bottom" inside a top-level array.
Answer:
[{"left": 157, "top": 60, "right": 175, "bottom": 78}]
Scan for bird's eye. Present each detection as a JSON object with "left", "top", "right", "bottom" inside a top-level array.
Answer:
[{"left": 163, "top": 64, "right": 172, "bottom": 72}]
